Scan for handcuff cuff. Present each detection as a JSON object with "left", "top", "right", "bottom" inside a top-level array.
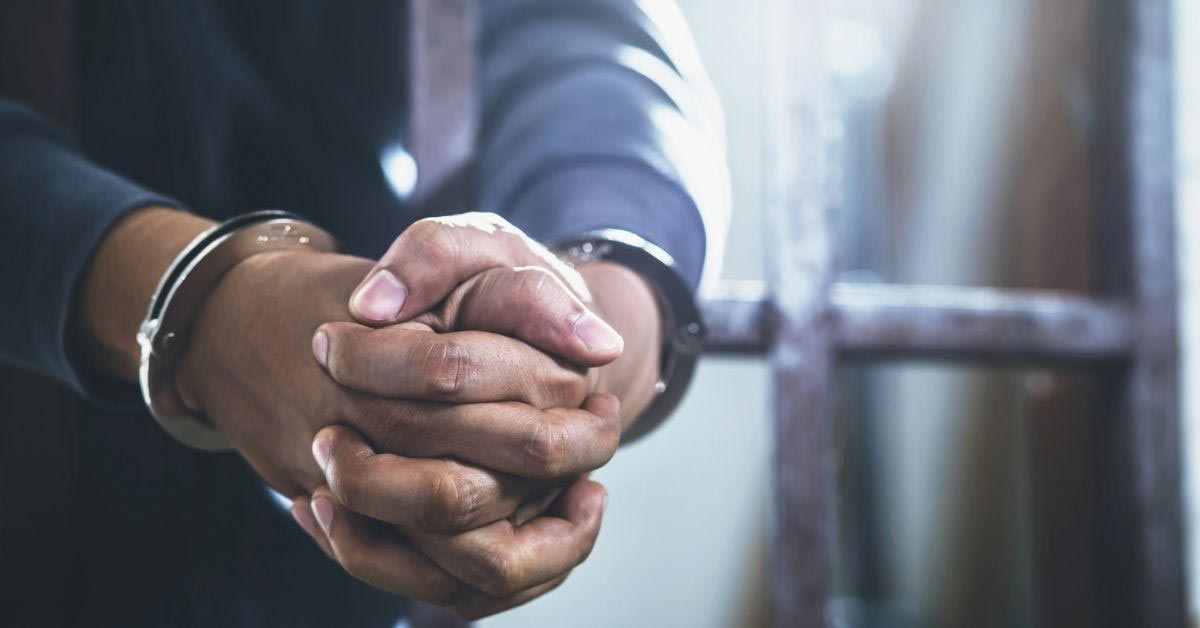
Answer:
[
  {"left": 138, "top": 211, "right": 336, "bottom": 451},
  {"left": 140, "top": 216, "right": 704, "bottom": 450},
  {"left": 554, "top": 229, "right": 706, "bottom": 443}
]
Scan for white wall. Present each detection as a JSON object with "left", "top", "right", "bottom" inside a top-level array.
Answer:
[
  {"left": 482, "top": 1, "right": 773, "bottom": 626},
  {"left": 1178, "top": 0, "right": 1200, "bottom": 622}
]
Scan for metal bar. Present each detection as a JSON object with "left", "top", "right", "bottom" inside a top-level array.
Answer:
[
  {"left": 765, "top": 0, "right": 835, "bottom": 624},
  {"left": 832, "top": 284, "right": 1132, "bottom": 363},
  {"left": 701, "top": 281, "right": 771, "bottom": 354},
  {"left": 1106, "top": 0, "right": 1186, "bottom": 623},
  {"left": 702, "top": 282, "right": 1133, "bottom": 363}
]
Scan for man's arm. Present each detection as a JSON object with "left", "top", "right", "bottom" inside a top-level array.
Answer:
[
  {"left": 336, "top": 2, "right": 729, "bottom": 431},
  {"left": 0, "top": 99, "right": 193, "bottom": 399},
  {"left": 478, "top": 0, "right": 730, "bottom": 288}
]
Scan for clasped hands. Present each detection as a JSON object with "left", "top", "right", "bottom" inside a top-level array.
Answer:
[{"left": 174, "top": 213, "right": 662, "bottom": 619}]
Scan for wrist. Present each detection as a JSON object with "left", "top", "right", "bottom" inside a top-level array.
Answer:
[
  {"left": 76, "top": 207, "right": 215, "bottom": 382},
  {"left": 175, "top": 250, "right": 373, "bottom": 417}
]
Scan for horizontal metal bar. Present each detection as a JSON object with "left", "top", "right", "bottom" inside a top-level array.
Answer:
[
  {"left": 701, "top": 281, "right": 1135, "bottom": 363},
  {"left": 700, "top": 280, "right": 771, "bottom": 353},
  {"left": 833, "top": 283, "right": 1134, "bottom": 363}
]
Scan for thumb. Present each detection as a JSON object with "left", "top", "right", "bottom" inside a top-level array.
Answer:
[{"left": 349, "top": 213, "right": 584, "bottom": 325}]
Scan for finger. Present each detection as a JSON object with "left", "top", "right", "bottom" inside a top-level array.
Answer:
[
  {"left": 352, "top": 393, "right": 622, "bottom": 480},
  {"left": 315, "top": 322, "right": 591, "bottom": 408},
  {"left": 510, "top": 485, "right": 567, "bottom": 527},
  {"left": 313, "top": 425, "right": 554, "bottom": 533},
  {"left": 411, "top": 479, "right": 608, "bottom": 598},
  {"left": 291, "top": 495, "right": 336, "bottom": 560},
  {"left": 437, "top": 266, "right": 623, "bottom": 367},
  {"left": 348, "top": 212, "right": 588, "bottom": 325},
  {"left": 308, "top": 487, "right": 470, "bottom": 606},
  {"left": 452, "top": 573, "right": 570, "bottom": 621}
]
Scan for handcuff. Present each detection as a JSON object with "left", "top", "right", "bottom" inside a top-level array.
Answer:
[
  {"left": 554, "top": 229, "right": 706, "bottom": 443},
  {"left": 137, "top": 211, "right": 336, "bottom": 451}
]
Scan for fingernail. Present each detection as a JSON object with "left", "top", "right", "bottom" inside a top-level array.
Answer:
[
  {"left": 312, "top": 330, "right": 329, "bottom": 367},
  {"left": 311, "top": 497, "right": 334, "bottom": 535},
  {"left": 312, "top": 437, "right": 331, "bottom": 471},
  {"left": 292, "top": 503, "right": 319, "bottom": 538},
  {"left": 600, "top": 491, "right": 609, "bottom": 513},
  {"left": 351, "top": 269, "right": 407, "bottom": 322},
  {"left": 574, "top": 311, "right": 623, "bottom": 354}
]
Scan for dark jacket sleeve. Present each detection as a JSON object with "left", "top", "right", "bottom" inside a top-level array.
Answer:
[
  {"left": 478, "top": 0, "right": 730, "bottom": 289},
  {"left": 0, "top": 99, "right": 179, "bottom": 397}
]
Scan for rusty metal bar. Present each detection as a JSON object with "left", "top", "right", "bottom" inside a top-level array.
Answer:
[
  {"left": 765, "top": 0, "right": 835, "bottom": 624},
  {"left": 1091, "top": 0, "right": 1186, "bottom": 624},
  {"left": 833, "top": 284, "right": 1132, "bottom": 363},
  {"left": 701, "top": 281, "right": 771, "bottom": 354},
  {"left": 703, "top": 282, "right": 1133, "bottom": 363}
]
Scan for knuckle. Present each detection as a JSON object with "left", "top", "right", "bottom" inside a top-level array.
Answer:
[
  {"left": 471, "top": 545, "right": 521, "bottom": 597},
  {"left": 477, "top": 211, "right": 510, "bottom": 227},
  {"left": 547, "top": 369, "right": 589, "bottom": 408},
  {"left": 346, "top": 396, "right": 420, "bottom": 454},
  {"left": 427, "top": 469, "right": 483, "bottom": 533},
  {"left": 414, "top": 220, "right": 458, "bottom": 264},
  {"left": 419, "top": 338, "right": 469, "bottom": 396},
  {"left": 596, "top": 413, "right": 622, "bottom": 463},
  {"left": 421, "top": 569, "right": 465, "bottom": 606},
  {"left": 337, "top": 542, "right": 371, "bottom": 582},
  {"left": 513, "top": 266, "right": 558, "bottom": 303},
  {"left": 522, "top": 415, "right": 568, "bottom": 479},
  {"left": 576, "top": 529, "right": 601, "bottom": 566}
]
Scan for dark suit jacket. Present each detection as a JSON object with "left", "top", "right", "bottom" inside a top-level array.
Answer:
[{"left": 0, "top": 1, "right": 725, "bottom": 625}]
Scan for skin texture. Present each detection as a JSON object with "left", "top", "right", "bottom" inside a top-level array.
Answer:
[{"left": 75, "top": 208, "right": 664, "bottom": 618}]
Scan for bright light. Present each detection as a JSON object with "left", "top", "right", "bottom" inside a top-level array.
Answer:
[
  {"left": 379, "top": 143, "right": 418, "bottom": 200},
  {"left": 826, "top": 19, "right": 885, "bottom": 77}
]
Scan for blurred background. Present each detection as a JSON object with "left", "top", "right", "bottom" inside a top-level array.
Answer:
[{"left": 483, "top": 0, "right": 1200, "bottom": 626}]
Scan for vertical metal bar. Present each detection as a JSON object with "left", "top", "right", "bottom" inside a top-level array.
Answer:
[
  {"left": 1123, "top": 0, "right": 1185, "bottom": 623},
  {"left": 1094, "top": 0, "right": 1185, "bottom": 625},
  {"left": 765, "top": 0, "right": 835, "bottom": 625},
  {"left": 407, "top": 0, "right": 478, "bottom": 205}
]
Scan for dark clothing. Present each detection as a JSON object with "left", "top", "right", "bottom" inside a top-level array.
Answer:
[{"left": 0, "top": 1, "right": 724, "bottom": 626}]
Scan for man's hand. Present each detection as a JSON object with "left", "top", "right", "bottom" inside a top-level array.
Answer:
[
  {"left": 289, "top": 476, "right": 607, "bottom": 620},
  {"left": 167, "top": 247, "right": 623, "bottom": 613},
  {"left": 174, "top": 247, "right": 626, "bottom": 491},
  {"left": 339, "top": 212, "right": 665, "bottom": 428},
  {"left": 291, "top": 424, "right": 611, "bottom": 619},
  {"left": 291, "top": 214, "right": 667, "bottom": 616},
  {"left": 74, "top": 208, "right": 660, "bottom": 616}
]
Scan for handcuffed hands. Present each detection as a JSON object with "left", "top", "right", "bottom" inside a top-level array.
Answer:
[{"left": 175, "top": 213, "right": 662, "bottom": 619}]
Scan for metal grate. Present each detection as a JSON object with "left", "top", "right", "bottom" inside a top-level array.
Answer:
[{"left": 702, "top": 0, "right": 1185, "bottom": 625}]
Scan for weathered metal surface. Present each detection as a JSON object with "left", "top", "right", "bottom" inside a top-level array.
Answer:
[
  {"left": 1091, "top": 0, "right": 1186, "bottom": 625},
  {"left": 703, "top": 282, "right": 1133, "bottom": 364},
  {"left": 700, "top": 281, "right": 771, "bottom": 354},
  {"left": 764, "top": 0, "right": 836, "bottom": 623},
  {"left": 407, "top": 0, "right": 478, "bottom": 204},
  {"left": 832, "top": 284, "right": 1133, "bottom": 363}
]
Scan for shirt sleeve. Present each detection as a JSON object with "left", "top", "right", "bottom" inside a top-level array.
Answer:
[
  {"left": 478, "top": 0, "right": 730, "bottom": 290},
  {"left": 0, "top": 99, "right": 180, "bottom": 400}
]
